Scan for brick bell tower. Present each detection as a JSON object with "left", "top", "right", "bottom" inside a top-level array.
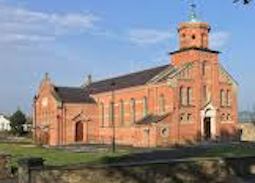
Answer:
[
  {"left": 171, "top": 3, "right": 218, "bottom": 66},
  {"left": 170, "top": 2, "right": 223, "bottom": 141}
]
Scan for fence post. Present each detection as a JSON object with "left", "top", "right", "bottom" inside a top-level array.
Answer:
[{"left": 18, "top": 157, "right": 44, "bottom": 183}]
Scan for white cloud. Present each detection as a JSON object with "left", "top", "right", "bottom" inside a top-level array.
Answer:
[
  {"left": 127, "top": 28, "right": 172, "bottom": 46},
  {"left": 210, "top": 31, "right": 230, "bottom": 49},
  {"left": 0, "top": 3, "right": 99, "bottom": 46}
]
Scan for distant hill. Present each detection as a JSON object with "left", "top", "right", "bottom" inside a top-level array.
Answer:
[{"left": 239, "top": 111, "right": 255, "bottom": 123}]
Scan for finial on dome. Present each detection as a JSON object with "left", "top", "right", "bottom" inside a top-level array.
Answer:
[
  {"left": 189, "top": 1, "right": 199, "bottom": 22},
  {"left": 43, "top": 72, "right": 49, "bottom": 80}
]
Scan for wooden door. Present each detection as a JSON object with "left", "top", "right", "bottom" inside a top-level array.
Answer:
[
  {"left": 204, "top": 117, "right": 211, "bottom": 140},
  {"left": 75, "top": 122, "right": 84, "bottom": 142}
]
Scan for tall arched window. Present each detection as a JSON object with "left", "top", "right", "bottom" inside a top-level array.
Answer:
[
  {"left": 220, "top": 90, "right": 224, "bottom": 107},
  {"left": 187, "top": 87, "right": 193, "bottom": 106},
  {"left": 143, "top": 97, "right": 148, "bottom": 117},
  {"left": 109, "top": 101, "right": 114, "bottom": 127},
  {"left": 203, "top": 85, "right": 207, "bottom": 103},
  {"left": 119, "top": 100, "right": 124, "bottom": 126},
  {"left": 226, "top": 90, "right": 231, "bottom": 106},
  {"left": 159, "top": 95, "right": 166, "bottom": 115},
  {"left": 100, "top": 103, "right": 104, "bottom": 127},
  {"left": 202, "top": 61, "right": 207, "bottom": 76},
  {"left": 180, "top": 86, "right": 186, "bottom": 106},
  {"left": 130, "top": 98, "right": 136, "bottom": 123}
]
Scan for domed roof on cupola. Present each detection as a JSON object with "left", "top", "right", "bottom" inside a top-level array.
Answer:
[{"left": 189, "top": 2, "right": 200, "bottom": 23}]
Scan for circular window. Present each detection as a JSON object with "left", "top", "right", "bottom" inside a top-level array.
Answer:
[{"left": 161, "top": 128, "right": 169, "bottom": 138}]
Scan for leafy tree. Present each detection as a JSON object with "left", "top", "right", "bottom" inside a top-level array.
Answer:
[{"left": 10, "top": 109, "right": 27, "bottom": 135}]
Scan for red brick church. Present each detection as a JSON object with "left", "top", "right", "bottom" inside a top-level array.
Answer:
[{"left": 33, "top": 7, "right": 238, "bottom": 147}]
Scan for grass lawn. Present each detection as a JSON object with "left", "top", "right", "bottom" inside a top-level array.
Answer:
[
  {"left": 1, "top": 142, "right": 255, "bottom": 168},
  {"left": 202, "top": 146, "right": 255, "bottom": 158},
  {"left": 0, "top": 143, "right": 130, "bottom": 167}
]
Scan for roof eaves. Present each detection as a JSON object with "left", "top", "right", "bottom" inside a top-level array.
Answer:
[
  {"left": 51, "top": 87, "right": 63, "bottom": 103},
  {"left": 169, "top": 47, "right": 221, "bottom": 55}
]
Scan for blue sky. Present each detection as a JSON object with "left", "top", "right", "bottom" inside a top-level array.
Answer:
[{"left": 0, "top": 0, "right": 254, "bottom": 115}]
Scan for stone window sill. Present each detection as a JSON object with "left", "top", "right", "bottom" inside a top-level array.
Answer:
[{"left": 221, "top": 121, "right": 233, "bottom": 124}]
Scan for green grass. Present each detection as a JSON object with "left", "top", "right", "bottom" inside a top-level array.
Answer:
[
  {"left": 0, "top": 143, "right": 130, "bottom": 167},
  {"left": 201, "top": 146, "right": 255, "bottom": 158},
  {"left": 1, "top": 142, "right": 255, "bottom": 168}
]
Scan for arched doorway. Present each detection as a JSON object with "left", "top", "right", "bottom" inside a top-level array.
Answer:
[
  {"left": 201, "top": 104, "right": 216, "bottom": 140},
  {"left": 39, "top": 131, "right": 49, "bottom": 145},
  {"left": 204, "top": 117, "right": 211, "bottom": 140},
  {"left": 75, "top": 122, "right": 84, "bottom": 142}
]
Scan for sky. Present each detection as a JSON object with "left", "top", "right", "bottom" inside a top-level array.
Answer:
[{"left": 0, "top": 0, "right": 254, "bottom": 115}]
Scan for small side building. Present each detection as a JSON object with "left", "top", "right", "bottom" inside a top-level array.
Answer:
[
  {"left": 238, "top": 112, "right": 255, "bottom": 141},
  {"left": 0, "top": 114, "right": 11, "bottom": 132},
  {"left": 238, "top": 123, "right": 255, "bottom": 142}
]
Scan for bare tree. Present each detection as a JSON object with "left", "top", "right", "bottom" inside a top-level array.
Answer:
[{"left": 233, "top": 0, "right": 253, "bottom": 4}]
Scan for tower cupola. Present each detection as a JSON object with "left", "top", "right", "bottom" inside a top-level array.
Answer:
[{"left": 178, "top": 3, "right": 210, "bottom": 49}]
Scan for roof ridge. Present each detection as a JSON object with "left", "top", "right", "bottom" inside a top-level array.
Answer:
[
  {"left": 89, "top": 64, "right": 170, "bottom": 85},
  {"left": 55, "top": 86, "right": 83, "bottom": 90},
  {"left": 53, "top": 64, "right": 176, "bottom": 102}
]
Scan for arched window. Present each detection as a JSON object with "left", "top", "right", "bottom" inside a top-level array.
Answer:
[
  {"left": 226, "top": 90, "right": 231, "bottom": 106},
  {"left": 220, "top": 90, "right": 224, "bottom": 107},
  {"left": 221, "top": 113, "right": 225, "bottom": 122},
  {"left": 143, "top": 97, "right": 148, "bottom": 117},
  {"left": 119, "top": 100, "right": 124, "bottom": 125},
  {"left": 100, "top": 103, "right": 104, "bottom": 127},
  {"left": 187, "top": 113, "right": 192, "bottom": 122},
  {"left": 187, "top": 87, "right": 193, "bottom": 106},
  {"left": 203, "top": 85, "right": 208, "bottom": 104},
  {"left": 130, "top": 98, "right": 136, "bottom": 123},
  {"left": 227, "top": 114, "right": 231, "bottom": 121},
  {"left": 109, "top": 101, "right": 114, "bottom": 127},
  {"left": 180, "top": 113, "right": 185, "bottom": 123},
  {"left": 180, "top": 86, "right": 186, "bottom": 106},
  {"left": 202, "top": 61, "right": 206, "bottom": 76},
  {"left": 159, "top": 95, "right": 166, "bottom": 115}
]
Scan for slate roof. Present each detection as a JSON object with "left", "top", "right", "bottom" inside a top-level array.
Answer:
[
  {"left": 135, "top": 113, "right": 170, "bottom": 125},
  {"left": 53, "top": 64, "right": 173, "bottom": 103},
  {"left": 88, "top": 64, "right": 171, "bottom": 94},
  {"left": 54, "top": 87, "right": 95, "bottom": 103}
]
